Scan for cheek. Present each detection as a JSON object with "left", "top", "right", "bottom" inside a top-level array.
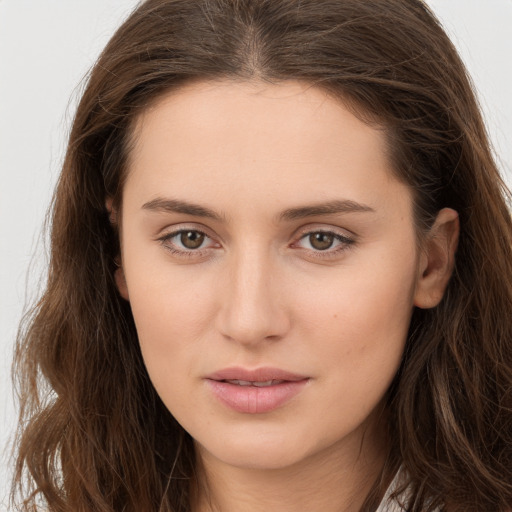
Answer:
[
  {"left": 297, "top": 251, "right": 417, "bottom": 392},
  {"left": 123, "top": 256, "right": 220, "bottom": 387},
  {"left": 137, "top": 280, "right": 214, "bottom": 326}
]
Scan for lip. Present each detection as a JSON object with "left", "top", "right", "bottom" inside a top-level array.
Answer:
[
  {"left": 207, "top": 366, "right": 308, "bottom": 382},
  {"left": 205, "top": 366, "right": 310, "bottom": 414}
]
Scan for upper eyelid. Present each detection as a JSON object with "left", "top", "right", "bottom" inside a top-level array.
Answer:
[
  {"left": 293, "top": 224, "right": 356, "bottom": 240},
  {"left": 293, "top": 231, "right": 355, "bottom": 249},
  {"left": 160, "top": 229, "right": 215, "bottom": 243},
  {"left": 157, "top": 223, "right": 217, "bottom": 240}
]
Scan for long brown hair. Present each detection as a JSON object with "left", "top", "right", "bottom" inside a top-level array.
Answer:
[{"left": 12, "top": 1, "right": 512, "bottom": 510}]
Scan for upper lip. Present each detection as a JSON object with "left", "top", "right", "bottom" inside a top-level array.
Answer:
[{"left": 206, "top": 367, "right": 309, "bottom": 382}]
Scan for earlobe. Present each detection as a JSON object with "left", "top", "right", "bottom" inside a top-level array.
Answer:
[
  {"left": 114, "top": 265, "right": 130, "bottom": 301},
  {"left": 413, "top": 208, "right": 459, "bottom": 309},
  {"left": 105, "top": 197, "right": 117, "bottom": 225}
]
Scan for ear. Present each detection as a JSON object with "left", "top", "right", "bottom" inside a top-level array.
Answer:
[
  {"left": 105, "top": 196, "right": 117, "bottom": 225},
  {"left": 413, "top": 208, "right": 459, "bottom": 309},
  {"left": 114, "top": 265, "right": 130, "bottom": 301},
  {"left": 106, "top": 197, "right": 130, "bottom": 301}
]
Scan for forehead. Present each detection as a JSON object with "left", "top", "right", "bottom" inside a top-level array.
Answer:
[
  {"left": 124, "top": 79, "right": 409, "bottom": 217},
  {"left": 130, "top": 79, "right": 386, "bottom": 159}
]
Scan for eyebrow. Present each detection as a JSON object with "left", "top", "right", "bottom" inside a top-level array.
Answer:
[
  {"left": 278, "top": 200, "right": 375, "bottom": 221},
  {"left": 142, "top": 198, "right": 225, "bottom": 221},
  {"left": 141, "top": 197, "right": 375, "bottom": 222}
]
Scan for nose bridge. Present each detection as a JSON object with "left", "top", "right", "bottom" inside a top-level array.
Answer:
[{"left": 217, "top": 242, "right": 289, "bottom": 345}]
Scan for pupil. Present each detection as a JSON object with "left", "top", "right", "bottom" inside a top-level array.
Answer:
[
  {"left": 181, "top": 231, "right": 205, "bottom": 249},
  {"left": 310, "top": 232, "right": 334, "bottom": 250}
]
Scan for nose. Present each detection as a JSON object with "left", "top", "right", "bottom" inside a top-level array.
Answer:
[{"left": 216, "top": 247, "right": 291, "bottom": 346}]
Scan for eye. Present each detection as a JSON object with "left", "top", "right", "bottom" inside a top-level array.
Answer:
[
  {"left": 177, "top": 230, "right": 206, "bottom": 249},
  {"left": 294, "top": 230, "right": 355, "bottom": 254},
  {"left": 158, "top": 228, "right": 219, "bottom": 255},
  {"left": 305, "top": 232, "right": 337, "bottom": 251}
]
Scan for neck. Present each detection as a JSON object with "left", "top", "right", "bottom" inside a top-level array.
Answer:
[{"left": 191, "top": 420, "right": 389, "bottom": 512}]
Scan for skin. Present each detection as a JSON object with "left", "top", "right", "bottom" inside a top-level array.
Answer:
[{"left": 113, "top": 80, "right": 458, "bottom": 512}]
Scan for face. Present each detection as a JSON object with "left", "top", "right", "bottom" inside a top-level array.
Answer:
[{"left": 117, "top": 80, "right": 423, "bottom": 471}]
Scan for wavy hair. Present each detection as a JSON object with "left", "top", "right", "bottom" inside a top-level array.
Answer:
[{"left": 12, "top": 0, "right": 512, "bottom": 510}]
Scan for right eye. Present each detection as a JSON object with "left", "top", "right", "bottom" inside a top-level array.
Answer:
[
  {"left": 174, "top": 230, "right": 207, "bottom": 249},
  {"left": 158, "top": 228, "right": 219, "bottom": 257}
]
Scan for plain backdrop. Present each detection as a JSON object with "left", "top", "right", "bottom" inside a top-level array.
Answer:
[{"left": 1, "top": 1, "right": 511, "bottom": 509}]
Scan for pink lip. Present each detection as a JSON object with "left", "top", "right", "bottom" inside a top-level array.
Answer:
[{"left": 205, "top": 367, "right": 310, "bottom": 414}]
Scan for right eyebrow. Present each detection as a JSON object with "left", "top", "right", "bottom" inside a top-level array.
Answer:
[{"left": 141, "top": 197, "right": 225, "bottom": 222}]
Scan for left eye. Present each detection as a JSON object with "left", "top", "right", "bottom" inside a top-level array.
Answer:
[{"left": 296, "top": 231, "right": 352, "bottom": 251}]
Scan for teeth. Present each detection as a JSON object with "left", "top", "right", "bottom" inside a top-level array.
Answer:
[
  {"left": 225, "top": 379, "right": 283, "bottom": 387},
  {"left": 228, "top": 380, "right": 252, "bottom": 386},
  {"left": 253, "top": 380, "right": 276, "bottom": 387}
]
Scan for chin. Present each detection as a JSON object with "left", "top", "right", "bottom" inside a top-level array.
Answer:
[{"left": 195, "top": 430, "right": 313, "bottom": 471}]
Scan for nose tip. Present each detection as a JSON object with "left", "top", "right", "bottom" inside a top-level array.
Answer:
[
  {"left": 216, "top": 257, "right": 290, "bottom": 346},
  {"left": 220, "top": 305, "right": 288, "bottom": 345}
]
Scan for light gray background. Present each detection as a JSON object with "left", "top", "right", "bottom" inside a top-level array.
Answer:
[{"left": 1, "top": 1, "right": 511, "bottom": 509}]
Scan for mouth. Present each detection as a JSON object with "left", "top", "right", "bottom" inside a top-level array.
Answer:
[
  {"left": 221, "top": 379, "right": 286, "bottom": 387},
  {"left": 205, "top": 367, "right": 310, "bottom": 414},
  {"left": 206, "top": 366, "right": 308, "bottom": 383}
]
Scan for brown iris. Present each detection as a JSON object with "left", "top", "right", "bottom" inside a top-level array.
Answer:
[
  {"left": 180, "top": 230, "right": 205, "bottom": 249},
  {"left": 309, "top": 232, "right": 335, "bottom": 250}
]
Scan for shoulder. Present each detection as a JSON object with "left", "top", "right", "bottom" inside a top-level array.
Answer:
[{"left": 375, "top": 468, "right": 442, "bottom": 512}]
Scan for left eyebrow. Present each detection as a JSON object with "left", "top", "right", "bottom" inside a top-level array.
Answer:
[{"left": 278, "top": 200, "right": 375, "bottom": 221}]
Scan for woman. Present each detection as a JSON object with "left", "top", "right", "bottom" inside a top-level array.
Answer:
[{"left": 12, "top": 0, "right": 512, "bottom": 511}]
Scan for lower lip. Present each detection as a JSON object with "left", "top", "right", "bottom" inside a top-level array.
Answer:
[{"left": 206, "top": 379, "right": 309, "bottom": 414}]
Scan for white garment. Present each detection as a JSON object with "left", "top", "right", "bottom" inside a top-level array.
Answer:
[
  {"left": 375, "top": 470, "right": 441, "bottom": 512},
  {"left": 375, "top": 469, "right": 408, "bottom": 512}
]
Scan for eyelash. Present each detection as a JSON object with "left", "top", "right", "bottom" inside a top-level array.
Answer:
[{"left": 157, "top": 227, "right": 356, "bottom": 260}]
